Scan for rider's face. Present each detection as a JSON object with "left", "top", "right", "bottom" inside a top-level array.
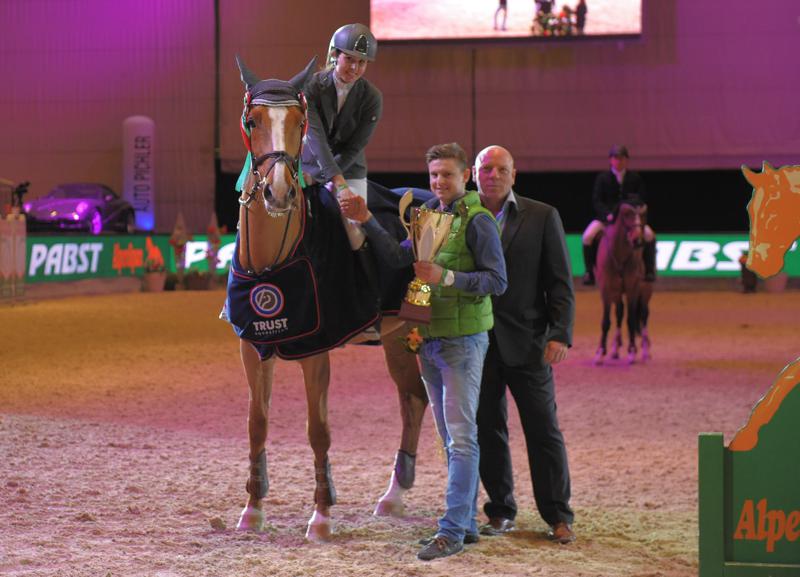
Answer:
[
  {"left": 334, "top": 52, "right": 368, "bottom": 84},
  {"left": 610, "top": 154, "right": 628, "bottom": 172}
]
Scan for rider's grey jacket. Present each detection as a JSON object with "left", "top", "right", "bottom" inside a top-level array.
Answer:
[{"left": 301, "top": 69, "right": 382, "bottom": 183}]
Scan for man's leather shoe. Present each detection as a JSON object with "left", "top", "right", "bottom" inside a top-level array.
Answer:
[
  {"left": 548, "top": 521, "right": 576, "bottom": 544},
  {"left": 479, "top": 517, "right": 515, "bottom": 536},
  {"left": 582, "top": 272, "right": 595, "bottom": 286}
]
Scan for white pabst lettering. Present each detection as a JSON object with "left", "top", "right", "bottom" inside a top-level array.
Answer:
[
  {"left": 655, "top": 240, "right": 675, "bottom": 272},
  {"left": 718, "top": 240, "right": 750, "bottom": 271},
  {"left": 670, "top": 241, "right": 719, "bottom": 271},
  {"left": 28, "top": 243, "right": 104, "bottom": 276},
  {"left": 62, "top": 244, "right": 78, "bottom": 274}
]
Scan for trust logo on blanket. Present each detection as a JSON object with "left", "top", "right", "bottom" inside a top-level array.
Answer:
[{"left": 250, "top": 283, "right": 285, "bottom": 318}]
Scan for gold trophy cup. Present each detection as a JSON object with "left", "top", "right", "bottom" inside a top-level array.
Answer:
[{"left": 398, "top": 191, "right": 454, "bottom": 324}]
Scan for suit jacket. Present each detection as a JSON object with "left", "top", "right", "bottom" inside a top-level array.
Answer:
[
  {"left": 301, "top": 69, "right": 382, "bottom": 182},
  {"left": 491, "top": 195, "right": 575, "bottom": 367},
  {"left": 592, "top": 170, "right": 646, "bottom": 222}
]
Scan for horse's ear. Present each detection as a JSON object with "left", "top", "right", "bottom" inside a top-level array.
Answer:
[
  {"left": 290, "top": 56, "right": 317, "bottom": 92},
  {"left": 741, "top": 165, "right": 760, "bottom": 187},
  {"left": 235, "top": 54, "right": 261, "bottom": 90}
]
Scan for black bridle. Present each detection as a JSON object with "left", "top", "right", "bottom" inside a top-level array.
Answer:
[
  {"left": 239, "top": 150, "right": 301, "bottom": 216},
  {"left": 605, "top": 205, "right": 644, "bottom": 276},
  {"left": 238, "top": 83, "right": 308, "bottom": 272}
]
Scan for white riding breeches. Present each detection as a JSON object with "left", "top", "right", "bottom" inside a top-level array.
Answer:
[
  {"left": 339, "top": 178, "right": 368, "bottom": 250},
  {"left": 583, "top": 220, "right": 655, "bottom": 245}
]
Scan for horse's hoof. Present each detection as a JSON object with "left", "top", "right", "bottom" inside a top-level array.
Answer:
[
  {"left": 305, "top": 511, "right": 332, "bottom": 543},
  {"left": 593, "top": 355, "right": 604, "bottom": 366},
  {"left": 611, "top": 351, "right": 620, "bottom": 360},
  {"left": 627, "top": 354, "right": 636, "bottom": 365},
  {"left": 236, "top": 505, "right": 265, "bottom": 532},
  {"left": 373, "top": 497, "right": 405, "bottom": 517}
]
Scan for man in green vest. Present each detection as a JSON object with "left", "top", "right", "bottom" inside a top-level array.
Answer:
[{"left": 340, "top": 142, "right": 507, "bottom": 560}]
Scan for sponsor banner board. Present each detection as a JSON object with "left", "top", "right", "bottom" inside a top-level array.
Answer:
[
  {"left": 565, "top": 234, "right": 798, "bottom": 277},
  {"left": 23, "top": 233, "right": 799, "bottom": 283},
  {"left": 25, "top": 235, "right": 173, "bottom": 283}
]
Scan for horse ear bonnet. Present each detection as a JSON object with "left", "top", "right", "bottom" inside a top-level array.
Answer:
[
  {"left": 235, "top": 54, "right": 261, "bottom": 90},
  {"left": 236, "top": 55, "right": 316, "bottom": 105}
]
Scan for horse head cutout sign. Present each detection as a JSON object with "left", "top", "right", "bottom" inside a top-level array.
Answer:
[{"left": 742, "top": 163, "right": 800, "bottom": 278}]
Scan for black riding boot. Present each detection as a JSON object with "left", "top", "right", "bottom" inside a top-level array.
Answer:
[
  {"left": 643, "top": 239, "right": 657, "bottom": 282},
  {"left": 582, "top": 242, "right": 596, "bottom": 285}
]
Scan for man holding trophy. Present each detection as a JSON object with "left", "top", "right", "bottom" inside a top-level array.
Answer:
[{"left": 340, "top": 142, "right": 507, "bottom": 561}]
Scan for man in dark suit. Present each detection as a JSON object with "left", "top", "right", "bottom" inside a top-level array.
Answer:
[{"left": 474, "top": 145, "right": 577, "bottom": 544}]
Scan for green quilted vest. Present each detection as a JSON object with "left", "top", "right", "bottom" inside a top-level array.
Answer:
[{"left": 419, "top": 190, "right": 496, "bottom": 338}]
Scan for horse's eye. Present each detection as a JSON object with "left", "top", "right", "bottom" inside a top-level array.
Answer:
[{"left": 246, "top": 119, "right": 256, "bottom": 129}]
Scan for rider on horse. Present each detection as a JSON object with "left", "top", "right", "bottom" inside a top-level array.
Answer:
[
  {"left": 582, "top": 144, "right": 657, "bottom": 286},
  {"left": 301, "top": 23, "right": 380, "bottom": 250}
]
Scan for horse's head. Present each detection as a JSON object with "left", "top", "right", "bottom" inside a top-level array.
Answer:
[
  {"left": 742, "top": 163, "right": 800, "bottom": 278},
  {"left": 236, "top": 55, "right": 316, "bottom": 214},
  {"left": 615, "top": 203, "right": 644, "bottom": 246}
]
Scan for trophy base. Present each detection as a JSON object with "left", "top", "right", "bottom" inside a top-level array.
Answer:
[{"left": 399, "top": 301, "right": 432, "bottom": 325}]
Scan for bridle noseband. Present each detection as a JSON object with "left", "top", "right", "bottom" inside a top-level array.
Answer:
[
  {"left": 241, "top": 150, "right": 301, "bottom": 216},
  {"left": 605, "top": 205, "right": 644, "bottom": 274}
]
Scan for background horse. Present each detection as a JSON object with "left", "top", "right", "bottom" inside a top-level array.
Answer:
[
  {"left": 593, "top": 203, "right": 647, "bottom": 365},
  {"left": 227, "top": 57, "right": 427, "bottom": 542}
]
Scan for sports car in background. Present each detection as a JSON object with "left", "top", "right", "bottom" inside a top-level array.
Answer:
[{"left": 23, "top": 183, "right": 135, "bottom": 235}]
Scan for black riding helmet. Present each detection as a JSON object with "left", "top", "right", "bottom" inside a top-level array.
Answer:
[{"left": 328, "top": 23, "right": 377, "bottom": 65}]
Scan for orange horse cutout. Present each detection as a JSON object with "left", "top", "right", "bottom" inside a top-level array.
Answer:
[
  {"left": 742, "top": 163, "right": 800, "bottom": 278},
  {"left": 729, "top": 358, "right": 799, "bottom": 451},
  {"left": 729, "top": 163, "right": 800, "bottom": 451}
]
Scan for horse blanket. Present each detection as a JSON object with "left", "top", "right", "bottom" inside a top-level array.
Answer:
[{"left": 224, "top": 181, "right": 432, "bottom": 360}]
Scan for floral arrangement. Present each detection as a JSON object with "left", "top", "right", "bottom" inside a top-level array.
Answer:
[
  {"left": 400, "top": 327, "right": 423, "bottom": 354},
  {"left": 144, "top": 257, "right": 166, "bottom": 273}
]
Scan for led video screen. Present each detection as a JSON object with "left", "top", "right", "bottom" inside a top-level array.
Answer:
[{"left": 371, "top": 0, "right": 641, "bottom": 42}]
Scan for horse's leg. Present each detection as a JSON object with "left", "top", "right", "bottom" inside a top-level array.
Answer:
[
  {"left": 611, "top": 299, "right": 624, "bottom": 359},
  {"left": 374, "top": 321, "right": 428, "bottom": 517},
  {"left": 237, "top": 340, "right": 274, "bottom": 531},
  {"left": 594, "top": 300, "right": 611, "bottom": 365},
  {"left": 299, "top": 352, "right": 335, "bottom": 542},
  {"left": 626, "top": 294, "right": 640, "bottom": 364},
  {"left": 640, "top": 293, "right": 651, "bottom": 361}
]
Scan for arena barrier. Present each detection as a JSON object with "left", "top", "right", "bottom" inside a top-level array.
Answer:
[
  {"left": 0, "top": 213, "right": 26, "bottom": 300},
  {"left": 699, "top": 359, "right": 800, "bottom": 575}
]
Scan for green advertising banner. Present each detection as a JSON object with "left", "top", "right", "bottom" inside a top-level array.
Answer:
[
  {"left": 24, "top": 233, "right": 799, "bottom": 283},
  {"left": 26, "top": 235, "right": 174, "bottom": 283},
  {"left": 565, "top": 234, "right": 799, "bottom": 277}
]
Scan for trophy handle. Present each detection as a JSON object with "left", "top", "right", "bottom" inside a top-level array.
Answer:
[{"left": 399, "top": 189, "right": 414, "bottom": 242}]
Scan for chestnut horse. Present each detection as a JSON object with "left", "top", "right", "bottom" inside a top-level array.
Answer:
[
  {"left": 593, "top": 203, "right": 648, "bottom": 365},
  {"left": 229, "top": 56, "right": 427, "bottom": 541}
]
